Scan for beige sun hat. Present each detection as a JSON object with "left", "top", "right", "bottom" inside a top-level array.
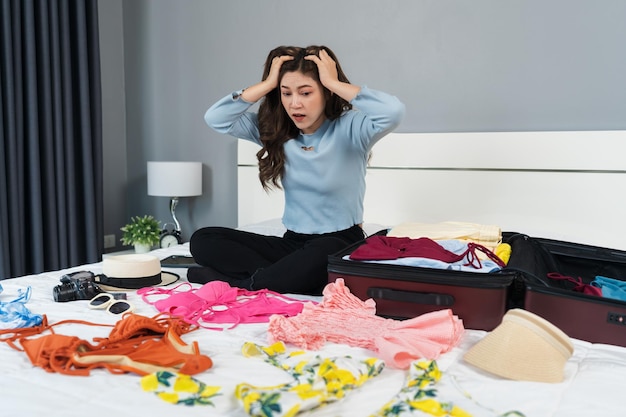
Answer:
[
  {"left": 463, "top": 308, "right": 574, "bottom": 383},
  {"left": 95, "top": 254, "right": 179, "bottom": 292}
]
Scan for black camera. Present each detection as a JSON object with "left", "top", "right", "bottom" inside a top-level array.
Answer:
[{"left": 53, "top": 271, "right": 103, "bottom": 302}]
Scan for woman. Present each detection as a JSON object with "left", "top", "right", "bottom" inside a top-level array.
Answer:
[{"left": 190, "top": 45, "right": 405, "bottom": 295}]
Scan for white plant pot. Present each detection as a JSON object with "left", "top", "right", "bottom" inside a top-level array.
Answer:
[{"left": 134, "top": 243, "right": 152, "bottom": 253}]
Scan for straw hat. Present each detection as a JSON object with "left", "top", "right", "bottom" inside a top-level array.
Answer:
[
  {"left": 95, "top": 254, "right": 179, "bottom": 292},
  {"left": 463, "top": 309, "right": 573, "bottom": 383}
]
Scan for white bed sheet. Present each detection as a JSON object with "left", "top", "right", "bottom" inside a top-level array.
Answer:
[{"left": 2, "top": 243, "right": 626, "bottom": 417}]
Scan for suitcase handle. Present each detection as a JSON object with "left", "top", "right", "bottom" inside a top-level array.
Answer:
[{"left": 367, "top": 287, "right": 455, "bottom": 306}]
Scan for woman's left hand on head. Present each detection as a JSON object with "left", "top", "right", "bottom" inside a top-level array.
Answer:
[{"left": 305, "top": 49, "right": 338, "bottom": 88}]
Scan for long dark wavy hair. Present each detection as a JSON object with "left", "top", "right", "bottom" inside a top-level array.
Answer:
[{"left": 257, "top": 45, "right": 352, "bottom": 190}]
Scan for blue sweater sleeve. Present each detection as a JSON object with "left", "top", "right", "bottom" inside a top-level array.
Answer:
[
  {"left": 204, "top": 91, "right": 261, "bottom": 145},
  {"left": 347, "top": 86, "right": 406, "bottom": 151}
]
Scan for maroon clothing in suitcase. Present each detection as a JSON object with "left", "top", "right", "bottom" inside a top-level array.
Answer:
[
  {"left": 505, "top": 233, "right": 626, "bottom": 346},
  {"left": 327, "top": 236, "right": 516, "bottom": 331}
]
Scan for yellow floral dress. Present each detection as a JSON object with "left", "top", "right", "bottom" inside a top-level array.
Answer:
[
  {"left": 236, "top": 341, "right": 385, "bottom": 417},
  {"left": 372, "top": 361, "right": 471, "bottom": 417},
  {"left": 140, "top": 370, "right": 221, "bottom": 406}
]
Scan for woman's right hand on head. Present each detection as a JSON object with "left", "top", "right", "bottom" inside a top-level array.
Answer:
[
  {"left": 241, "top": 55, "right": 293, "bottom": 103},
  {"left": 265, "top": 55, "right": 294, "bottom": 89}
]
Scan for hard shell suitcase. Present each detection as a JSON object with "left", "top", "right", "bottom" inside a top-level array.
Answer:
[
  {"left": 327, "top": 233, "right": 517, "bottom": 331},
  {"left": 505, "top": 232, "right": 626, "bottom": 346}
]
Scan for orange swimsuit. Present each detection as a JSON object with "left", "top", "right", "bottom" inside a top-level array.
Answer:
[{"left": 0, "top": 313, "right": 212, "bottom": 376}]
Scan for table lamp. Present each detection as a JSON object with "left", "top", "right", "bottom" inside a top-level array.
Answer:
[{"left": 147, "top": 161, "right": 202, "bottom": 247}]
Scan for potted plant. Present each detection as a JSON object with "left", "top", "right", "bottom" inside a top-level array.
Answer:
[{"left": 120, "top": 215, "right": 161, "bottom": 253}]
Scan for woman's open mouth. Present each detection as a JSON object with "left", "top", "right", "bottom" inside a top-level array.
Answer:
[{"left": 292, "top": 113, "right": 305, "bottom": 123}]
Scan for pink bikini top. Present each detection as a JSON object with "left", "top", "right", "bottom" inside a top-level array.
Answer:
[{"left": 137, "top": 281, "right": 310, "bottom": 330}]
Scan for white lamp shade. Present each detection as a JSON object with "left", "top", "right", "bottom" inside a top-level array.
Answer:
[{"left": 147, "top": 161, "right": 203, "bottom": 197}]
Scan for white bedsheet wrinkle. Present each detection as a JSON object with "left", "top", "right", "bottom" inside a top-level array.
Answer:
[{"left": 2, "top": 243, "right": 626, "bottom": 416}]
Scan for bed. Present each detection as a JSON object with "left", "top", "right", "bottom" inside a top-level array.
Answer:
[{"left": 3, "top": 130, "right": 626, "bottom": 417}]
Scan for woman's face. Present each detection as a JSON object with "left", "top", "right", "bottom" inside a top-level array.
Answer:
[{"left": 280, "top": 71, "right": 326, "bottom": 134}]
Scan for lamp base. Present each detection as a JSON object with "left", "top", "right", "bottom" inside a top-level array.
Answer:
[
  {"left": 160, "top": 197, "right": 183, "bottom": 248},
  {"left": 169, "top": 197, "right": 181, "bottom": 232}
]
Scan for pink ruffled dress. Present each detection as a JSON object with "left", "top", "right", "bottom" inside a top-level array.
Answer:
[{"left": 268, "top": 279, "right": 464, "bottom": 369}]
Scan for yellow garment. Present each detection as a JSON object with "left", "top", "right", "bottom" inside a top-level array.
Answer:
[
  {"left": 370, "top": 361, "right": 472, "bottom": 417},
  {"left": 141, "top": 371, "right": 221, "bottom": 406},
  {"left": 236, "top": 341, "right": 384, "bottom": 417},
  {"left": 495, "top": 243, "right": 512, "bottom": 265},
  {"left": 388, "top": 221, "right": 502, "bottom": 259},
  {"left": 388, "top": 221, "right": 502, "bottom": 246}
]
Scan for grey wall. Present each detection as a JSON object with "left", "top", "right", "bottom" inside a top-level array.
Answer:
[
  {"left": 98, "top": 0, "right": 626, "bottom": 251},
  {"left": 99, "top": 0, "right": 127, "bottom": 251}
]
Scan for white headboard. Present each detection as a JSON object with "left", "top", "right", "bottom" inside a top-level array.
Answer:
[{"left": 238, "top": 131, "right": 626, "bottom": 250}]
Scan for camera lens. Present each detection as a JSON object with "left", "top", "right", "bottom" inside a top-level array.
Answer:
[{"left": 53, "top": 283, "right": 77, "bottom": 302}]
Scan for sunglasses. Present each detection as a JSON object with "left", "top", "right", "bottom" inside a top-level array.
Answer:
[{"left": 88, "top": 293, "right": 135, "bottom": 315}]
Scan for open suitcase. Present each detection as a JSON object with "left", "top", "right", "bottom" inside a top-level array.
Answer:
[
  {"left": 327, "top": 232, "right": 517, "bottom": 331},
  {"left": 504, "top": 232, "right": 626, "bottom": 347}
]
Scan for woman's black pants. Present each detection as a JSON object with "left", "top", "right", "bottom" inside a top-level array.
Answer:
[{"left": 189, "top": 225, "right": 365, "bottom": 295}]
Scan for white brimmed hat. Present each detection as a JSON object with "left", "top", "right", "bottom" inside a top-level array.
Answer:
[
  {"left": 95, "top": 254, "right": 179, "bottom": 292},
  {"left": 463, "top": 309, "right": 574, "bottom": 383}
]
